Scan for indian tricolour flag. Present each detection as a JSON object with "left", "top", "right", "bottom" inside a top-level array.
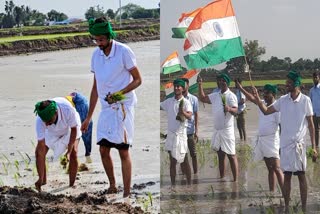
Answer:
[
  {"left": 161, "top": 51, "right": 182, "bottom": 74},
  {"left": 183, "top": 0, "right": 245, "bottom": 69},
  {"left": 171, "top": 7, "right": 202, "bottom": 39},
  {"left": 164, "top": 69, "right": 200, "bottom": 99}
]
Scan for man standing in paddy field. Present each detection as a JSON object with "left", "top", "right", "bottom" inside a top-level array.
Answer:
[
  {"left": 235, "top": 80, "right": 284, "bottom": 195},
  {"left": 309, "top": 72, "right": 320, "bottom": 149},
  {"left": 252, "top": 70, "right": 318, "bottom": 212},
  {"left": 81, "top": 17, "right": 142, "bottom": 198},
  {"left": 161, "top": 78, "right": 193, "bottom": 188},
  {"left": 235, "top": 78, "right": 247, "bottom": 141},
  {"left": 198, "top": 73, "right": 239, "bottom": 182},
  {"left": 181, "top": 77, "right": 199, "bottom": 175}
]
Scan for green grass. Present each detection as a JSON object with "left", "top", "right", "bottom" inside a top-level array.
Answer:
[
  {"left": 0, "top": 32, "right": 89, "bottom": 43},
  {"left": 161, "top": 79, "right": 313, "bottom": 90}
]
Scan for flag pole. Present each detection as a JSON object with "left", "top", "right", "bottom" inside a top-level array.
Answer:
[{"left": 243, "top": 55, "right": 253, "bottom": 87}]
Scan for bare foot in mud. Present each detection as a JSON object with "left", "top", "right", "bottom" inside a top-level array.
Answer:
[
  {"left": 35, "top": 180, "right": 46, "bottom": 192},
  {"left": 123, "top": 191, "right": 130, "bottom": 198},
  {"left": 107, "top": 186, "right": 118, "bottom": 194}
]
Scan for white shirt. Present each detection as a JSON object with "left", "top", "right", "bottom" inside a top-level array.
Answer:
[
  {"left": 160, "top": 96, "right": 192, "bottom": 134},
  {"left": 273, "top": 93, "right": 313, "bottom": 148},
  {"left": 91, "top": 40, "right": 137, "bottom": 109},
  {"left": 184, "top": 92, "right": 199, "bottom": 135},
  {"left": 208, "top": 89, "right": 238, "bottom": 130},
  {"left": 258, "top": 100, "right": 280, "bottom": 136},
  {"left": 309, "top": 83, "right": 320, "bottom": 116},
  {"left": 36, "top": 97, "right": 81, "bottom": 141}
]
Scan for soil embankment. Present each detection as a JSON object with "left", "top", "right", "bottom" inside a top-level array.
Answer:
[{"left": 0, "top": 27, "right": 159, "bottom": 56}]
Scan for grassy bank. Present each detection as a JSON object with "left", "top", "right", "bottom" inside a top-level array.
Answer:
[{"left": 160, "top": 79, "right": 313, "bottom": 90}]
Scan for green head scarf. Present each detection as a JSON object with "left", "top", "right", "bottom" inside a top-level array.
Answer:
[
  {"left": 34, "top": 100, "right": 57, "bottom": 122},
  {"left": 217, "top": 73, "right": 231, "bottom": 86},
  {"left": 88, "top": 18, "right": 116, "bottom": 39},
  {"left": 263, "top": 84, "right": 277, "bottom": 94},
  {"left": 287, "top": 70, "right": 302, "bottom": 87},
  {"left": 173, "top": 78, "right": 185, "bottom": 88}
]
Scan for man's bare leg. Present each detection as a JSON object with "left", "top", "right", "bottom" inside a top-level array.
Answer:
[
  {"left": 100, "top": 146, "right": 117, "bottom": 193},
  {"left": 297, "top": 173, "right": 308, "bottom": 212},
  {"left": 181, "top": 155, "right": 191, "bottom": 185},
  {"left": 283, "top": 173, "right": 292, "bottom": 211},
  {"left": 264, "top": 158, "right": 277, "bottom": 191},
  {"left": 169, "top": 152, "right": 177, "bottom": 187},
  {"left": 217, "top": 149, "right": 226, "bottom": 178},
  {"left": 35, "top": 141, "right": 49, "bottom": 192},
  {"left": 69, "top": 140, "right": 79, "bottom": 186},
  {"left": 228, "top": 154, "right": 238, "bottom": 182},
  {"left": 272, "top": 158, "right": 284, "bottom": 195},
  {"left": 119, "top": 149, "right": 132, "bottom": 197}
]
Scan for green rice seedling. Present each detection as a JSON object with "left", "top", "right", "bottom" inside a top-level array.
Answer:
[
  {"left": 18, "top": 151, "right": 31, "bottom": 166},
  {"left": 207, "top": 185, "right": 215, "bottom": 199},
  {"left": 2, "top": 154, "right": 11, "bottom": 165},
  {"left": 147, "top": 192, "right": 153, "bottom": 206},
  {"left": 0, "top": 177, "right": 4, "bottom": 186},
  {"left": 265, "top": 207, "right": 274, "bottom": 214},
  {"left": 32, "top": 164, "right": 37, "bottom": 176},
  {"left": 13, "top": 172, "right": 21, "bottom": 186},
  {"left": 2, "top": 163, "right": 8, "bottom": 175},
  {"left": 14, "top": 160, "right": 20, "bottom": 171},
  {"left": 31, "top": 140, "right": 36, "bottom": 148}
]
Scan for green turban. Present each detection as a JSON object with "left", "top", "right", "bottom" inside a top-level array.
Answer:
[
  {"left": 34, "top": 101, "right": 57, "bottom": 122},
  {"left": 287, "top": 70, "right": 301, "bottom": 87},
  {"left": 88, "top": 18, "right": 116, "bottom": 38},
  {"left": 217, "top": 73, "right": 231, "bottom": 86},
  {"left": 173, "top": 78, "right": 185, "bottom": 88},
  {"left": 263, "top": 84, "right": 277, "bottom": 94}
]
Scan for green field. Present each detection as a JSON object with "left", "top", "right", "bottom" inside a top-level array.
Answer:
[
  {"left": 0, "top": 32, "right": 90, "bottom": 43},
  {"left": 161, "top": 79, "right": 313, "bottom": 90}
]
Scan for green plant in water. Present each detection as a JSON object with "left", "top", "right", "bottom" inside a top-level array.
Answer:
[
  {"left": 14, "top": 160, "right": 19, "bottom": 171},
  {"left": 147, "top": 192, "right": 153, "bottom": 206},
  {"left": 13, "top": 172, "right": 21, "bottom": 186},
  {"left": 2, "top": 163, "right": 8, "bottom": 175},
  {"left": 2, "top": 154, "right": 11, "bottom": 165},
  {"left": 0, "top": 177, "right": 4, "bottom": 186},
  {"left": 31, "top": 140, "right": 36, "bottom": 149}
]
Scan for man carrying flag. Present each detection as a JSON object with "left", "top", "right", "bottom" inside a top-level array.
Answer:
[{"left": 198, "top": 73, "right": 239, "bottom": 182}]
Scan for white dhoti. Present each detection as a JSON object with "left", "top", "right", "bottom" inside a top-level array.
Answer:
[
  {"left": 252, "top": 133, "right": 280, "bottom": 161},
  {"left": 97, "top": 103, "right": 134, "bottom": 145},
  {"left": 211, "top": 127, "right": 235, "bottom": 155},
  {"left": 280, "top": 141, "right": 306, "bottom": 172},
  {"left": 45, "top": 126, "right": 81, "bottom": 161},
  {"left": 165, "top": 131, "right": 188, "bottom": 163}
]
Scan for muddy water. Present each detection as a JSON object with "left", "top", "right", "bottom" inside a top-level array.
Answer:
[
  {"left": 0, "top": 40, "right": 160, "bottom": 212},
  {"left": 161, "top": 101, "right": 320, "bottom": 213}
]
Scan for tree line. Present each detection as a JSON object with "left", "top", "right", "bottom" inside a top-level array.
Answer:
[
  {"left": 226, "top": 40, "right": 320, "bottom": 73},
  {"left": 0, "top": 1, "right": 160, "bottom": 28}
]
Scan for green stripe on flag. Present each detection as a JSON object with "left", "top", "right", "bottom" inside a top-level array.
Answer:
[
  {"left": 188, "top": 83, "right": 198, "bottom": 94},
  {"left": 163, "top": 64, "right": 182, "bottom": 74},
  {"left": 184, "top": 37, "right": 244, "bottom": 69},
  {"left": 171, "top": 27, "right": 187, "bottom": 38}
]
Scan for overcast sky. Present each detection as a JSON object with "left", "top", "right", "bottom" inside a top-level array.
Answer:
[
  {"left": 0, "top": 0, "right": 159, "bottom": 18},
  {"left": 161, "top": 0, "right": 320, "bottom": 66}
]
